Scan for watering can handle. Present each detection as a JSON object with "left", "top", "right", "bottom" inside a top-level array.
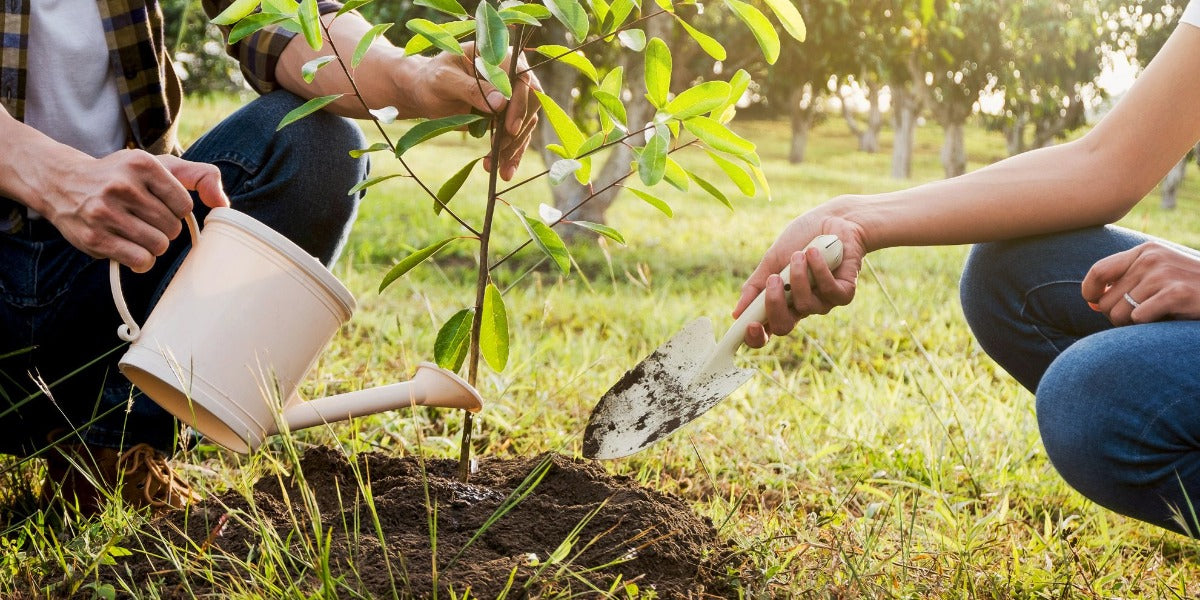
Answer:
[{"left": 109, "top": 213, "right": 202, "bottom": 342}]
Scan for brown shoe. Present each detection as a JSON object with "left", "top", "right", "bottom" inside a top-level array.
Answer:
[{"left": 42, "top": 442, "right": 199, "bottom": 515}]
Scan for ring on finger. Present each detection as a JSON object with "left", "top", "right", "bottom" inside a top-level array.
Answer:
[{"left": 1123, "top": 292, "right": 1141, "bottom": 309}]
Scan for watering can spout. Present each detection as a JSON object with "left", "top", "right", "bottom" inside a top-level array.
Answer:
[{"left": 282, "top": 362, "right": 484, "bottom": 432}]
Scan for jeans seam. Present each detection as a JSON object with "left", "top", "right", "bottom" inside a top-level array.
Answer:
[{"left": 1021, "top": 279, "right": 1082, "bottom": 355}]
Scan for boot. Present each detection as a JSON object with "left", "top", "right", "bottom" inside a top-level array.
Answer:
[{"left": 42, "top": 441, "right": 199, "bottom": 515}]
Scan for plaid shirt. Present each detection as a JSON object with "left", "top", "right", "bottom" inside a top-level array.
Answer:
[{"left": 0, "top": 0, "right": 342, "bottom": 156}]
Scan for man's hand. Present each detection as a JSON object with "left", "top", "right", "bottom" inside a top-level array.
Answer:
[
  {"left": 42, "top": 150, "right": 229, "bottom": 273},
  {"left": 734, "top": 213, "right": 866, "bottom": 348},
  {"left": 405, "top": 42, "right": 541, "bottom": 181},
  {"left": 1082, "top": 241, "right": 1200, "bottom": 325}
]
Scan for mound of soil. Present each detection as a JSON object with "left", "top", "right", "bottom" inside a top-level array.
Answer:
[{"left": 99, "top": 448, "right": 741, "bottom": 598}]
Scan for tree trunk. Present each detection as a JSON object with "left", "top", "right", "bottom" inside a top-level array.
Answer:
[
  {"left": 891, "top": 85, "right": 919, "bottom": 180},
  {"left": 940, "top": 121, "right": 966, "bottom": 178},
  {"left": 1005, "top": 112, "right": 1027, "bottom": 156},
  {"left": 789, "top": 86, "right": 816, "bottom": 164},
  {"left": 862, "top": 82, "right": 883, "bottom": 153},
  {"left": 533, "top": 17, "right": 666, "bottom": 238},
  {"left": 1162, "top": 156, "right": 1186, "bottom": 210}
]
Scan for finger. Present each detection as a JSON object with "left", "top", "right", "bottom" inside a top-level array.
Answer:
[
  {"left": 506, "top": 63, "right": 532, "bottom": 136},
  {"left": 161, "top": 157, "right": 229, "bottom": 209},
  {"left": 806, "top": 246, "right": 843, "bottom": 308},
  {"left": 785, "top": 251, "right": 820, "bottom": 315},
  {"left": 112, "top": 211, "right": 172, "bottom": 257},
  {"left": 500, "top": 115, "right": 538, "bottom": 179},
  {"left": 744, "top": 322, "right": 768, "bottom": 349},
  {"left": 764, "top": 274, "right": 798, "bottom": 336},
  {"left": 1098, "top": 283, "right": 1140, "bottom": 326},
  {"left": 139, "top": 159, "right": 195, "bottom": 219},
  {"left": 105, "top": 237, "right": 158, "bottom": 273},
  {"left": 1082, "top": 247, "right": 1139, "bottom": 302}
]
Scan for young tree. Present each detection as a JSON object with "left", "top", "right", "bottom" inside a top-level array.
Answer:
[{"left": 215, "top": 0, "right": 801, "bottom": 479}]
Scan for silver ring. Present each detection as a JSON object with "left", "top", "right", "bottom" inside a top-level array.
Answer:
[{"left": 1123, "top": 292, "right": 1141, "bottom": 309}]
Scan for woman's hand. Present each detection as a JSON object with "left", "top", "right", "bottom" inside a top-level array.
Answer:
[
  {"left": 734, "top": 212, "right": 868, "bottom": 348},
  {"left": 1082, "top": 241, "right": 1200, "bottom": 325}
]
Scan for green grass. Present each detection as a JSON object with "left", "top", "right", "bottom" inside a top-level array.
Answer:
[{"left": 6, "top": 93, "right": 1200, "bottom": 598}]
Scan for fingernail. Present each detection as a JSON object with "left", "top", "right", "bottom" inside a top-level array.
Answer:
[
  {"left": 1088, "top": 301, "right": 1101, "bottom": 312},
  {"left": 767, "top": 275, "right": 781, "bottom": 288},
  {"left": 487, "top": 92, "right": 505, "bottom": 109}
]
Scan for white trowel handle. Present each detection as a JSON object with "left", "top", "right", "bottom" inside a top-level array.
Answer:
[{"left": 714, "top": 235, "right": 844, "bottom": 358}]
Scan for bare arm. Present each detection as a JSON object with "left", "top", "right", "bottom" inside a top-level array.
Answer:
[
  {"left": 736, "top": 22, "right": 1200, "bottom": 344},
  {"left": 0, "top": 107, "right": 228, "bottom": 272},
  {"left": 274, "top": 13, "right": 540, "bottom": 181}
]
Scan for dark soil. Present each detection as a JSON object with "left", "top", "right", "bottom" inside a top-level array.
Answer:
[{"left": 92, "top": 448, "right": 743, "bottom": 598}]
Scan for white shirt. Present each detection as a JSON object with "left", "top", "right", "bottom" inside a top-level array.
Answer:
[
  {"left": 25, "top": 0, "right": 127, "bottom": 160},
  {"left": 1184, "top": 1, "right": 1200, "bottom": 28}
]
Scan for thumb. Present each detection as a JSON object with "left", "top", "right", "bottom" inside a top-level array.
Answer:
[
  {"left": 160, "top": 156, "right": 229, "bottom": 209},
  {"left": 440, "top": 64, "right": 508, "bottom": 116}
]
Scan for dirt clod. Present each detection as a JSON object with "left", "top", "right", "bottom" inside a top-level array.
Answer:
[{"left": 97, "top": 448, "right": 742, "bottom": 598}]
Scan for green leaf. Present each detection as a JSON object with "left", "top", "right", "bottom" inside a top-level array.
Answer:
[
  {"left": 353, "top": 23, "right": 392, "bottom": 68},
  {"left": 502, "top": 4, "right": 552, "bottom": 19},
  {"left": 480, "top": 283, "right": 510, "bottom": 371},
  {"left": 570, "top": 221, "right": 626, "bottom": 244},
  {"left": 707, "top": 151, "right": 755, "bottom": 196},
  {"left": 476, "top": 57, "right": 513, "bottom": 98},
  {"left": 542, "top": 0, "right": 590, "bottom": 42},
  {"left": 512, "top": 206, "right": 571, "bottom": 274},
  {"left": 762, "top": 0, "right": 805, "bottom": 42},
  {"left": 228, "top": 13, "right": 292, "bottom": 45},
  {"left": 435, "top": 158, "right": 481, "bottom": 214},
  {"left": 500, "top": 8, "right": 543, "bottom": 26},
  {"left": 686, "top": 168, "right": 732, "bottom": 210},
  {"left": 726, "top": 0, "right": 779, "bottom": 64},
  {"left": 600, "top": 66, "right": 623, "bottom": 96},
  {"left": 212, "top": 0, "right": 261, "bottom": 25},
  {"left": 336, "top": 0, "right": 374, "bottom": 17},
  {"left": 394, "top": 114, "right": 485, "bottom": 156},
  {"left": 379, "top": 237, "right": 459, "bottom": 291},
  {"left": 298, "top": 0, "right": 323, "bottom": 50},
  {"left": 406, "top": 19, "right": 465, "bottom": 56},
  {"left": 477, "top": 1, "right": 509, "bottom": 66},
  {"left": 549, "top": 159, "right": 583, "bottom": 185},
  {"left": 711, "top": 69, "right": 751, "bottom": 120},
  {"left": 349, "top": 142, "right": 389, "bottom": 158},
  {"left": 301, "top": 55, "right": 336, "bottom": 83},
  {"left": 750, "top": 163, "right": 772, "bottom": 201},
  {"left": 415, "top": 0, "right": 469, "bottom": 17},
  {"left": 606, "top": 0, "right": 635, "bottom": 32},
  {"left": 575, "top": 155, "right": 593, "bottom": 184},
  {"left": 663, "top": 157, "right": 690, "bottom": 191},
  {"left": 349, "top": 173, "right": 405, "bottom": 195},
  {"left": 577, "top": 132, "right": 605, "bottom": 157},
  {"left": 626, "top": 187, "right": 673, "bottom": 217},
  {"left": 616, "top": 29, "right": 646, "bottom": 51},
  {"left": 435, "top": 309, "right": 474, "bottom": 372},
  {"left": 533, "top": 90, "right": 586, "bottom": 155},
  {"left": 683, "top": 116, "right": 756, "bottom": 158},
  {"left": 277, "top": 94, "right": 343, "bottom": 130},
  {"left": 404, "top": 20, "right": 474, "bottom": 55},
  {"left": 535, "top": 46, "right": 599, "bottom": 83},
  {"left": 676, "top": 17, "right": 726, "bottom": 60},
  {"left": 644, "top": 38, "right": 671, "bottom": 108},
  {"left": 665, "top": 81, "right": 731, "bottom": 120},
  {"left": 588, "top": 0, "right": 611, "bottom": 31},
  {"left": 637, "top": 132, "right": 668, "bottom": 186},
  {"left": 593, "top": 91, "right": 628, "bottom": 131}
]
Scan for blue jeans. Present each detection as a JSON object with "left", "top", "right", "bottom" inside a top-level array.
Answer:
[
  {"left": 961, "top": 226, "right": 1200, "bottom": 535},
  {"left": 0, "top": 91, "right": 367, "bottom": 456}
]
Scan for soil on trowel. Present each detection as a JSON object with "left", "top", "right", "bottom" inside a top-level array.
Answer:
[{"left": 95, "top": 447, "right": 742, "bottom": 598}]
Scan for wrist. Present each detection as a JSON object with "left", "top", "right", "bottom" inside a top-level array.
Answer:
[
  {"left": 381, "top": 52, "right": 430, "bottom": 118},
  {"left": 0, "top": 123, "right": 87, "bottom": 215},
  {"left": 820, "top": 194, "right": 880, "bottom": 252}
]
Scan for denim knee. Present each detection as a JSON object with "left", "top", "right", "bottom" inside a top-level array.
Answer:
[{"left": 959, "top": 242, "right": 1011, "bottom": 346}]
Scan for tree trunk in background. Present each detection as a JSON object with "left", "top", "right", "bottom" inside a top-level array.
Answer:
[
  {"left": 890, "top": 85, "right": 919, "bottom": 179},
  {"left": 940, "top": 121, "right": 966, "bottom": 178},
  {"left": 1162, "top": 155, "right": 1187, "bottom": 210},
  {"left": 840, "top": 81, "right": 882, "bottom": 153},
  {"left": 788, "top": 86, "right": 817, "bottom": 164},
  {"left": 1005, "top": 112, "right": 1028, "bottom": 156},
  {"left": 534, "top": 18, "right": 666, "bottom": 239}
]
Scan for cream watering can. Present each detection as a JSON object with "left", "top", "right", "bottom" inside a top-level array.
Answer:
[{"left": 108, "top": 207, "right": 483, "bottom": 454}]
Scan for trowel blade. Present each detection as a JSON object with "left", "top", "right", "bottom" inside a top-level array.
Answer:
[{"left": 582, "top": 318, "right": 757, "bottom": 459}]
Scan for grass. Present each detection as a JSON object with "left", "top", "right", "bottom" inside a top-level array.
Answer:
[{"left": 5, "top": 92, "right": 1200, "bottom": 597}]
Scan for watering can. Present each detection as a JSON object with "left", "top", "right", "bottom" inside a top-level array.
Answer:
[{"left": 108, "top": 207, "right": 483, "bottom": 454}]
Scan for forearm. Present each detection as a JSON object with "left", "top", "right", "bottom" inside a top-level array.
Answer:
[
  {"left": 275, "top": 13, "right": 428, "bottom": 119},
  {"left": 828, "top": 137, "right": 1137, "bottom": 252},
  {"left": 0, "top": 107, "right": 89, "bottom": 213}
]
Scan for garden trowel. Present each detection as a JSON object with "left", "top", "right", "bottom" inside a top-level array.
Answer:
[{"left": 583, "top": 235, "right": 843, "bottom": 459}]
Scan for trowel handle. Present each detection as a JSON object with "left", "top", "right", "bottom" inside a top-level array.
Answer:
[{"left": 714, "top": 235, "right": 844, "bottom": 358}]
